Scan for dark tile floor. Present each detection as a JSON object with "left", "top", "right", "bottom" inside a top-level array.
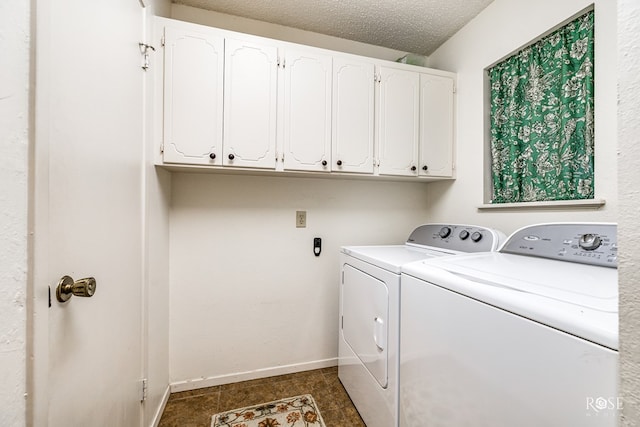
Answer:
[{"left": 158, "top": 367, "right": 366, "bottom": 427}]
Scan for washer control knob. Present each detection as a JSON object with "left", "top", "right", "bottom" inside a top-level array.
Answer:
[
  {"left": 459, "top": 230, "right": 470, "bottom": 240},
  {"left": 471, "top": 231, "right": 483, "bottom": 242},
  {"left": 579, "top": 234, "right": 602, "bottom": 251},
  {"left": 439, "top": 226, "right": 452, "bottom": 238}
]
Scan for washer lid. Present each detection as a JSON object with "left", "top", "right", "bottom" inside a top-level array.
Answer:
[
  {"left": 342, "top": 245, "right": 458, "bottom": 274},
  {"left": 402, "top": 252, "right": 618, "bottom": 350}
]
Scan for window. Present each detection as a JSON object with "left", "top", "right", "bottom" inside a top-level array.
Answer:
[{"left": 488, "top": 10, "right": 594, "bottom": 204}]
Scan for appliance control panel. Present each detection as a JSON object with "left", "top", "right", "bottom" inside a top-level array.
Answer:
[
  {"left": 500, "top": 223, "right": 617, "bottom": 268},
  {"left": 406, "top": 224, "right": 505, "bottom": 252}
]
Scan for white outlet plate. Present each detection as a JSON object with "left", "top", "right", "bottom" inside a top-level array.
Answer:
[{"left": 296, "top": 211, "right": 306, "bottom": 228}]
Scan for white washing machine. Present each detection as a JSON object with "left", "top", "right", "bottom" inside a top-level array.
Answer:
[
  {"left": 400, "top": 223, "right": 619, "bottom": 427},
  {"left": 338, "top": 224, "right": 505, "bottom": 427}
]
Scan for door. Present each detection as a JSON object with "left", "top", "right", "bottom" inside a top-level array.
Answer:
[
  {"left": 282, "top": 48, "right": 332, "bottom": 172},
  {"left": 223, "top": 37, "right": 278, "bottom": 169},
  {"left": 376, "top": 66, "right": 420, "bottom": 176},
  {"left": 332, "top": 57, "right": 375, "bottom": 174},
  {"left": 33, "top": 0, "right": 145, "bottom": 425},
  {"left": 342, "top": 265, "right": 389, "bottom": 388},
  {"left": 162, "top": 25, "right": 224, "bottom": 165},
  {"left": 419, "top": 74, "right": 454, "bottom": 177}
]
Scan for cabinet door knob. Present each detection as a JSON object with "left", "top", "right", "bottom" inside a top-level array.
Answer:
[
  {"left": 336, "top": 160, "right": 343, "bottom": 166},
  {"left": 411, "top": 166, "right": 417, "bottom": 171},
  {"left": 322, "top": 160, "right": 327, "bottom": 166},
  {"left": 422, "top": 165, "right": 428, "bottom": 171},
  {"left": 209, "top": 153, "right": 216, "bottom": 160},
  {"left": 228, "top": 153, "right": 235, "bottom": 160}
]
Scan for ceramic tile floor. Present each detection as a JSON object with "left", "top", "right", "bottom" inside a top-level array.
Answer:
[{"left": 158, "top": 367, "right": 366, "bottom": 427}]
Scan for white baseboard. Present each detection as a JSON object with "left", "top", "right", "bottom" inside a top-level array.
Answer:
[
  {"left": 169, "top": 358, "right": 338, "bottom": 393},
  {"left": 150, "top": 385, "right": 171, "bottom": 427}
]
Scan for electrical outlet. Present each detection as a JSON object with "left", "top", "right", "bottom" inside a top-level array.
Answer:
[{"left": 296, "top": 210, "right": 306, "bottom": 228}]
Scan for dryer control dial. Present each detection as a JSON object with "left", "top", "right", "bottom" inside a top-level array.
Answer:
[
  {"left": 579, "top": 234, "right": 602, "bottom": 251},
  {"left": 439, "top": 226, "right": 452, "bottom": 238},
  {"left": 459, "top": 230, "right": 470, "bottom": 240}
]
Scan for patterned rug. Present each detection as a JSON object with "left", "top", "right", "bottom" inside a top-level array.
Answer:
[{"left": 211, "top": 394, "right": 326, "bottom": 427}]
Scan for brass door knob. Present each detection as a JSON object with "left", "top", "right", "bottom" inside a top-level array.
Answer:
[{"left": 56, "top": 275, "right": 97, "bottom": 303}]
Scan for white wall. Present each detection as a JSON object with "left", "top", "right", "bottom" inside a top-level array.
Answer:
[
  {"left": 169, "top": 174, "right": 430, "bottom": 386},
  {"left": 618, "top": 1, "right": 640, "bottom": 424},
  {"left": 171, "top": 4, "right": 409, "bottom": 62},
  {"left": 165, "top": 9, "right": 433, "bottom": 388},
  {"left": 144, "top": 1, "right": 172, "bottom": 425},
  {"left": 426, "top": 0, "right": 617, "bottom": 235},
  {"left": 0, "top": 0, "right": 29, "bottom": 425}
]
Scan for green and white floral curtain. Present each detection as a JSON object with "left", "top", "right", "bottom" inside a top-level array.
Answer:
[{"left": 489, "top": 11, "right": 594, "bottom": 203}]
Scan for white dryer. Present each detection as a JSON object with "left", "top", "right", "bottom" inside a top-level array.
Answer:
[
  {"left": 400, "top": 223, "right": 618, "bottom": 427},
  {"left": 339, "top": 224, "right": 505, "bottom": 427}
]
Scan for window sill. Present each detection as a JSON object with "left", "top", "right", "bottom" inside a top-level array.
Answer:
[{"left": 477, "top": 199, "right": 606, "bottom": 211}]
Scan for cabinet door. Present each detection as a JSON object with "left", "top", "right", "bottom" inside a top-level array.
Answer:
[
  {"left": 332, "top": 57, "right": 375, "bottom": 174},
  {"left": 163, "top": 26, "right": 224, "bottom": 165},
  {"left": 282, "top": 49, "right": 332, "bottom": 172},
  {"left": 420, "top": 74, "right": 454, "bottom": 177},
  {"left": 377, "top": 66, "right": 420, "bottom": 176},
  {"left": 224, "top": 37, "right": 278, "bottom": 169}
]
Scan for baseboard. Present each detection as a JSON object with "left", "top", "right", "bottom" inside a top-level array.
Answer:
[
  {"left": 169, "top": 358, "right": 338, "bottom": 393},
  {"left": 150, "top": 385, "right": 171, "bottom": 427}
]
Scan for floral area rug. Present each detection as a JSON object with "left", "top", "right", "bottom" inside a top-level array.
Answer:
[{"left": 211, "top": 394, "right": 326, "bottom": 427}]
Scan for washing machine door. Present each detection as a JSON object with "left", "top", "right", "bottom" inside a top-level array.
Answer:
[{"left": 342, "top": 264, "right": 389, "bottom": 388}]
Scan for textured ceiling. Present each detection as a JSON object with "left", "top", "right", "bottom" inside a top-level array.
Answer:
[{"left": 172, "top": 0, "right": 494, "bottom": 56}]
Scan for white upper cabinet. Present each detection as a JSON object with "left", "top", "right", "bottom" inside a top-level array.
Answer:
[
  {"left": 376, "top": 66, "right": 420, "bottom": 176},
  {"left": 419, "top": 74, "right": 454, "bottom": 177},
  {"left": 162, "top": 26, "right": 224, "bottom": 165},
  {"left": 282, "top": 49, "right": 333, "bottom": 172},
  {"left": 332, "top": 57, "right": 375, "bottom": 174},
  {"left": 223, "top": 37, "right": 278, "bottom": 169},
  {"left": 155, "top": 18, "right": 455, "bottom": 181}
]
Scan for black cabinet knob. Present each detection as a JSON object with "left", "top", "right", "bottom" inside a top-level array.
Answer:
[
  {"left": 422, "top": 165, "right": 428, "bottom": 171},
  {"left": 322, "top": 160, "right": 327, "bottom": 166},
  {"left": 337, "top": 160, "right": 343, "bottom": 166},
  {"left": 411, "top": 166, "right": 417, "bottom": 171},
  {"left": 228, "top": 153, "right": 235, "bottom": 160},
  {"left": 209, "top": 153, "right": 216, "bottom": 160}
]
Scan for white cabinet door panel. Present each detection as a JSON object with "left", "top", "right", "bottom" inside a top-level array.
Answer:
[
  {"left": 224, "top": 37, "right": 278, "bottom": 169},
  {"left": 163, "top": 27, "right": 223, "bottom": 165},
  {"left": 420, "top": 74, "right": 454, "bottom": 177},
  {"left": 332, "top": 58, "right": 375, "bottom": 174},
  {"left": 377, "top": 66, "right": 419, "bottom": 176},
  {"left": 283, "top": 49, "right": 332, "bottom": 172}
]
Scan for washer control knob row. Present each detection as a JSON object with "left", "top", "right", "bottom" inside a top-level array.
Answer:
[{"left": 579, "top": 234, "right": 602, "bottom": 251}]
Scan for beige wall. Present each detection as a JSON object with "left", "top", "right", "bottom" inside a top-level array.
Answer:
[
  {"left": 169, "top": 173, "right": 430, "bottom": 386},
  {"left": 426, "top": 0, "right": 617, "bottom": 235},
  {"left": 144, "top": 1, "right": 172, "bottom": 425},
  {"left": 171, "top": 4, "right": 409, "bottom": 62},
  {"left": 166, "top": 6, "right": 435, "bottom": 388},
  {"left": 618, "top": 0, "right": 640, "bottom": 424},
  {"left": 0, "top": 0, "right": 29, "bottom": 425}
]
